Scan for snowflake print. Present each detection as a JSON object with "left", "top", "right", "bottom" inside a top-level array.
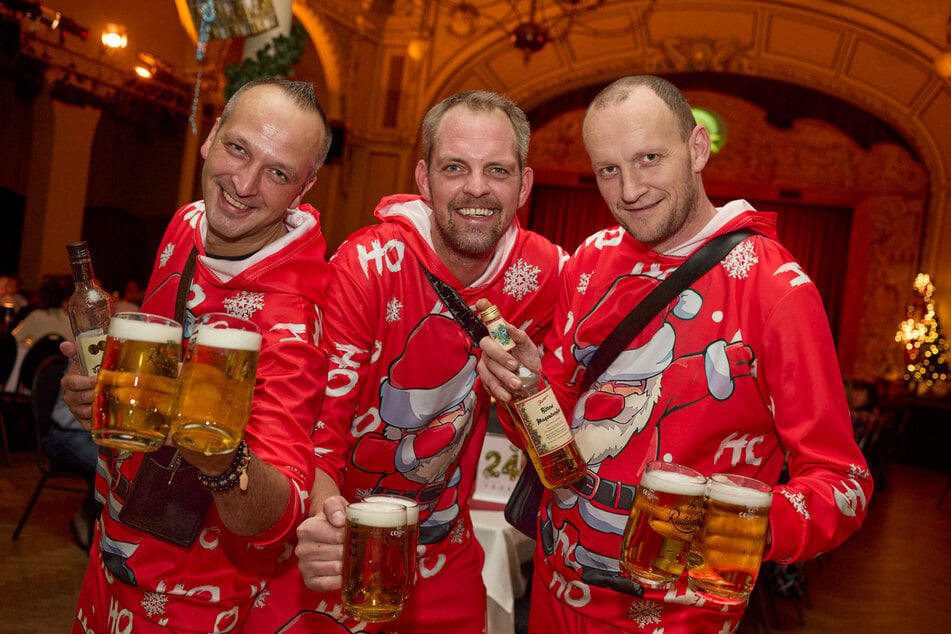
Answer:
[
  {"left": 449, "top": 520, "right": 467, "bottom": 544},
  {"left": 577, "top": 272, "right": 591, "bottom": 294},
  {"left": 223, "top": 291, "right": 266, "bottom": 320},
  {"left": 503, "top": 258, "right": 541, "bottom": 300},
  {"left": 354, "top": 487, "right": 373, "bottom": 500},
  {"left": 628, "top": 597, "right": 663, "bottom": 628},
  {"left": 721, "top": 240, "right": 758, "bottom": 279},
  {"left": 850, "top": 464, "right": 871, "bottom": 479},
  {"left": 142, "top": 591, "right": 168, "bottom": 617},
  {"left": 253, "top": 588, "right": 270, "bottom": 609},
  {"left": 779, "top": 489, "right": 811, "bottom": 519},
  {"left": 385, "top": 297, "right": 402, "bottom": 323},
  {"left": 159, "top": 243, "right": 175, "bottom": 268}
]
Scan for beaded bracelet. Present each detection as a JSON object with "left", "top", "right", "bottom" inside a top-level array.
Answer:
[{"left": 197, "top": 440, "right": 251, "bottom": 493}]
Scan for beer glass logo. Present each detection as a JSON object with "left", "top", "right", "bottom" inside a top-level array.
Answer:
[
  {"left": 146, "top": 341, "right": 180, "bottom": 376},
  {"left": 667, "top": 499, "right": 703, "bottom": 534}
]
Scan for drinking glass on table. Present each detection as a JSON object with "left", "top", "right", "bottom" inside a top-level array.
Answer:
[
  {"left": 342, "top": 501, "right": 413, "bottom": 622},
  {"left": 91, "top": 312, "right": 182, "bottom": 451},
  {"left": 619, "top": 461, "right": 707, "bottom": 588},
  {"left": 686, "top": 473, "right": 773, "bottom": 604},
  {"left": 170, "top": 313, "right": 261, "bottom": 455}
]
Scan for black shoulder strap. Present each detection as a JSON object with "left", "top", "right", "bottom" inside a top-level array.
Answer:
[
  {"left": 174, "top": 246, "right": 199, "bottom": 326},
  {"left": 421, "top": 266, "right": 490, "bottom": 344},
  {"left": 581, "top": 229, "right": 755, "bottom": 392}
]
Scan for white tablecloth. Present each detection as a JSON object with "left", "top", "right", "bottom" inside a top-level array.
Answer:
[{"left": 472, "top": 508, "right": 535, "bottom": 634}]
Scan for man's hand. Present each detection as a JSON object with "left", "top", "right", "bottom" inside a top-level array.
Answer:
[
  {"left": 474, "top": 298, "right": 541, "bottom": 404},
  {"left": 59, "top": 341, "right": 96, "bottom": 430},
  {"left": 296, "top": 495, "right": 348, "bottom": 592}
]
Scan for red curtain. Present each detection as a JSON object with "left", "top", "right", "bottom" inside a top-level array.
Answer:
[{"left": 526, "top": 186, "right": 850, "bottom": 340}]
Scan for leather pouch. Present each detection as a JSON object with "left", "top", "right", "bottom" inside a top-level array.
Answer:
[
  {"left": 504, "top": 466, "right": 544, "bottom": 538},
  {"left": 118, "top": 446, "right": 212, "bottom": 548}
]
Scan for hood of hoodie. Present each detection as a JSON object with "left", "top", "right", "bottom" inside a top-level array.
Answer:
[
  {"left": 367, "top": 193, "right": 521, "bottom": 290},
  {"left": 195, "top": 202, "right": 329, "bottom": 302}
]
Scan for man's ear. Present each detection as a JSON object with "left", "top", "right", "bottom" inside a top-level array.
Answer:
[
  {"left": 415, "top": 160, "right": 431, "bottom": 201},
  {"left": 200, "top": 118, "right": 222, "bottom": 159},
  {"left": 689, "top": 124, "right": 711, "bottom": 173},
  {"left": 517, "top": 167, "right": 534, "bottom": 209},
  {"left": 291, "top": 173, "right": 319, "bottom": 209}
]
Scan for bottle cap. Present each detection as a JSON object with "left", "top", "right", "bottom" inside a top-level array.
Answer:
[
  {"left": 66, "top": 241, "right": 90, "bottom": 262},
  {"left": 479, "top": 304, "right": 501, "bottom": 322}
]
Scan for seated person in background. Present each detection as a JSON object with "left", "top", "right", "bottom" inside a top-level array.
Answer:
[
  {"left": 0, "top": 274, "right": 29, "bottom": 318},
  {"left": 114, "top": 280, "right": 142, "bottom": 313},
  {"left": 11, "top": 279, "right": 72, "bottom": 344},
  {"left": 44, "top": 361, "right": 102, "bottom": 550}
]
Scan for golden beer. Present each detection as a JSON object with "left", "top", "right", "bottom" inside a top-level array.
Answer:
[
  {"left": 170, "top": 314, "right": 261, "bottom": 455},
  {"left": 686, "top": 474, "right": 773, "bottom": 603},
  {"left": 619, "top": 461, "right": 706, "bottom": 588},
  {"left": 363, "top": 494, "right": 419, "bottom": 601},
  {"left": 342, "top": 501, "right": 411, "bottom": 622},
  {"left": 92, "top": 313, "right": 182, "bottom": 451}
]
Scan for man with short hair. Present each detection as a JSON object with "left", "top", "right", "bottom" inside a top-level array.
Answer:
[
  {"left": 248, "top": 90, "right": 567, "bottom": 632},
  {"left": 477, "top": 75, "right": 873, "bottom": 632},
  {"left": 62, "top": 78, "right": 333, "bottom": 632}
]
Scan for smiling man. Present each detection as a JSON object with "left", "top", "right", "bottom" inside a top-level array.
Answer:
[
  {"left": 245, "top": 91, "right": 567, "bottom": 632},
  {"left": 62, "top": 78, "right": 333, "bottom": 632},
  {"left": 476, "top": 75, "right": 872, "bottom": 633}
]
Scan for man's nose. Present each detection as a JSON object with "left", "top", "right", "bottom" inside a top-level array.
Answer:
[
  {"left": 233, "top": 166, "right": 260, "bottom": 197},
  {"left": 463, "top": 171, "right": 491, "bottom": 197},
  {"left": 620, "top": 170, "right": 648, "bottom": 202}
]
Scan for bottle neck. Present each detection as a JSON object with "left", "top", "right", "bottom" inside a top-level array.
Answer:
[
  {"left": 484, "top": 316, "right": 516, "bottom": 352},
  {"left": 70, "top": 259, "right": 94, "bottom": 284}
]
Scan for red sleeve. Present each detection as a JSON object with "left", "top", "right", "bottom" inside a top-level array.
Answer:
[{"left": 759, "top": 284, "right": 873, "bottom": 562}]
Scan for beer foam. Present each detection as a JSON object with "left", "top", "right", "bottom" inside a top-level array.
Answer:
[
  {"left": 110, "top": 314, "right": 182, "bottom": 343},
  {"left": 706, "top": 476, "right": 772, "bottom": 508},
  {"left": 196, "top": 324, "right": 262, "bottom": 351},
  {"left": 641, "top": 467, "right": 707, "bottom": 496},
  {"left": 364, "top": 495, "right": 419, "bottom": 524},
  {"left": 347, "top": 501, "right": 407, "bottom": 527}
]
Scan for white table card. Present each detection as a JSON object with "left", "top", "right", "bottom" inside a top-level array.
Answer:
[{"left": 474, "top": 432, "right": 525, "bottom": 505}]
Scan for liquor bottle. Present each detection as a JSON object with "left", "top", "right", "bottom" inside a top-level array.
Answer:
[
  {"left": 480, "top": 304, "right": 586, "bottom": 489},
  {"left": 66, "top": 241, "right": 115, "bottom": 375}
]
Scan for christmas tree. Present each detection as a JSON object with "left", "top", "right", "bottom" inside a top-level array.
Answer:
[{"left": 895, "top": 274, "right": 949, "bottom": 396}]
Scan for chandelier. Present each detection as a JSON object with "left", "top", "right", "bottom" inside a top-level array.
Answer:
[{"left": 440, "top": 0, "right": 651, "bottom": 61}]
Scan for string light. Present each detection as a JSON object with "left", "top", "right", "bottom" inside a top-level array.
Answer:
[
  {"left": 895, "top": 273, "right": 949, "bottom": 392},
  {"left": 189, "top": 0, "right": 217, "bottom": 135}
]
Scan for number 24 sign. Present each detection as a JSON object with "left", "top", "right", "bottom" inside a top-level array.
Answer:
[{"left": 474, "top": 433, "right": 524, "bottom": 504}]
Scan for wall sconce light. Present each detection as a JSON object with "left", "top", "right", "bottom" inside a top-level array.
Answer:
[
  {"left": 134, "top": 52, "right": 158, "bottom": 79},
  {"left": 101, "top": 23, "right": 128, "bottom": 52},
  {"left": 935, "top": 51, "right": 951, "bottom": 79}
]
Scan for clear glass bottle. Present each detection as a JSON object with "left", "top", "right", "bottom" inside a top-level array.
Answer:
[
  {"left": 66, "top": 241, "right": 115, "bottom": 375},
  {"left": 480, "top": 304, "right": 585, "bottom": 489}
]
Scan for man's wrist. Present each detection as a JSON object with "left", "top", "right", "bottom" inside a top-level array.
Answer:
[{"left": 196, "top": 440, "right": 252, "bottom": 493}]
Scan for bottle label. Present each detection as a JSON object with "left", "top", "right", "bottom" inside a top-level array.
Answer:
[
  {"left": 513, "top": 385, "right": 574, "bottom": 455},
  {"left": 484, "top": 317, "right": 516, "bottom": 352},
  {"left": 77, "top": 329, "right": 108, "bottom": 375}
]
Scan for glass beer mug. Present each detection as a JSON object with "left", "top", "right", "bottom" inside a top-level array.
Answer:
[
  {"left": 619, "top": 461, "right": 707, "bottom": 588},
  {"left": 342, "top": 501, "right": 412, "bottom": 622},
  {"left": 91, "top": 312, "right": 182, "bottom": 451},
  {"left": 170, "top": 313, "right": 262, "bottom": 455},
  {"left": 363, "top": 494, "right": 420, "bottom": 601},
  {"left": 686, "top": 473, "right": 773, "bottom": 603}
]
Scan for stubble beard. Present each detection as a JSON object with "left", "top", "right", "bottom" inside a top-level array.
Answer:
[
  {"left": 435, "top": 205, "right": 506, "bottom": 258},
  {"left": 617, "top": 160, "right": 701, "bottom": 248}
]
